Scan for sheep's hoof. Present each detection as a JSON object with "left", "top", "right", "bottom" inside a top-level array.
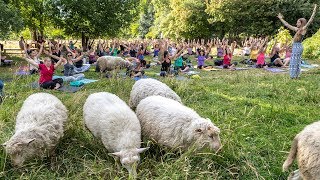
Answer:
[{"left": 288, "top": 169, "right": 302, "bottom": 180}]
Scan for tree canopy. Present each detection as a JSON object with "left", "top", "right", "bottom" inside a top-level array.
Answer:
[
  {"left": 2, "top": 0, "right": 320, "bottom": 40},
  {"left": 0, "top": 0, "right": 23, "bottom": 38}
]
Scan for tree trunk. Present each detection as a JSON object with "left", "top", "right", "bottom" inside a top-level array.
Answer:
[
  {"left": 82, "top": 32, "right": 88, "bottom": 51},
  {"left": 32, "top": 29, "right": 38, "bottom": 41}
]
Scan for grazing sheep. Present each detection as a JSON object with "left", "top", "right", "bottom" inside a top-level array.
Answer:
[
  {"left": 2, "top": 93, "right": 68, "bottom": 167},
  {"left": 83, "top": 92, "right": 148, "bottom": 177},
  {"left": 136, "top": 96, "right": 221, "bottom": 151},
  {"left": 128, "top": 78, "right": 182, "bottom": 109},
  {"left": 283, "top": 121, "right": 320, "bottom": 180},
  {"left": 96, "top": 56, "right": 133, "bottom": 78}
]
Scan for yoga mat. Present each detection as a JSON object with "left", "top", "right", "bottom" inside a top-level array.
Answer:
[
  {"left": 30, "top": 82, "right": 83, "bottom": 93},
  {"left": 53, "top": 76, "right": 98, "bottom": 84},
  {"left": 76, "top": 79, "right": 98, "bottom": 84},
  {"left": 133, "top": 75, "right": 148, "bottom": 81},
  {"left": 186, "top": 71, "right": 201, "bottom": 75},
  {"left": 215, "top": 66, "right": 249, "bottom": 70},
  {"left": 176, "top": 76, "right": 188, "bottom": 81},
  {"left": 265, "top": 67, "right": 286, "bottom": 73},
  {"left": 301, "top": 64, "right": 319, "bottom": 68}
]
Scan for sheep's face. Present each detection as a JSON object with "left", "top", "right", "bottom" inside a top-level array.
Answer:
[
  {"left": 193, "top": 119, "right": 221, "bottom": 152},
  {"left": 109, "top": 148, "right": 149, "bottom": 177},
  {"left": 2, "top": 136, "right": 36, "bottom": 167}
]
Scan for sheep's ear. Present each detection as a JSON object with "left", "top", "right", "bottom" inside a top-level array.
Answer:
[
  {"left": 1, "top": 142, "right": 7, "bottom": 147},
  {"left": 136, "top": 147, "right": 149, "bottom": 154},
  {"left": 108, "top": 151, "right": 122, "bottom": 158}
]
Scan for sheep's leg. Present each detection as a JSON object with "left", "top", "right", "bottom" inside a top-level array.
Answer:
[
  {"left": 283, "top": 136, "right": 298, "bottom": 172},
  {"left": 288, "top": 169, "right": 302, "bottom": 180}
]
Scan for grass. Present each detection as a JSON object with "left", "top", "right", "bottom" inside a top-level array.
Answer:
[{"left": 0, "top": 55, "right": 320, "bottom": 179}]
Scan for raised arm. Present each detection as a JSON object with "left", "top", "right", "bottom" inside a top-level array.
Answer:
[
  {"left": 65, "top": 43, "right": 76, "bottom": 58},
  {"left": 35, "top": 42, "right": 44, "bottom": 59},
  {"left": 73, "top": 54, "right": 84, "bottom": 62},
  {"left": 24, "top": 54, "right": 39, "bottom": 68},
  {"left": 303, "top": 4, "right": 317, "bottom": 30},
  {"left": 44, "top": 50, "right": 60, "bottom": 61},
  {"left": 54, "top": 57, "right": 65, "bottom": 69},
  {"left": 277, "top": 13, "right": 298, "bottom": 31}
]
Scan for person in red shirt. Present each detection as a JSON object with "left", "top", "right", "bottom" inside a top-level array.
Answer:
[{"left": 24, "top": 55, "right": 64, "bottom": 89}]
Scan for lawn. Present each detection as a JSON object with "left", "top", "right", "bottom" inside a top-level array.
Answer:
[{"left": 0, "top": 56, "right": 320, "bottom": 179}]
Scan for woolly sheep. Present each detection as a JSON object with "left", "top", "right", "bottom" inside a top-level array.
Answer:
[
  {"left": 83, "top": 92, "right": 148, "bottom": 177},
  {"left": 96, "top": 56, "right": 133, "bottom": 77},
  {"left": 2, "top": 93, "right": 68, "bottom": 167},
  {"left": 128, "top": 78, "right": 182, "bottom": 109},
  {"left": 283, "top": 121, "right": 320, "bottom": 180},
  {"left": 136, "top": 96, "right": 221, "bottom": 151}
]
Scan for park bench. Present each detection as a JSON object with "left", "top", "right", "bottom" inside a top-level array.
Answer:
[{"left": 2, "top": 48, "right": 37, "bottom": 55}]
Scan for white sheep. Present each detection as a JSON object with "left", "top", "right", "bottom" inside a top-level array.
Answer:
[
  {"left": 96, "top": 56, "right": 133, "bottom": 78},
  {"left": 2, "top": 93, "right": 68, "bottom": 167},
  {"left": 136, "top": 96, "right": 221, "bottom": 151},
  {"left": 83, "top": 92, "right": 148, "bottom": 177},
  {"left": 283, "top": 121, "right": 320, "bottom": 180},
  {"left": 128, "top": 78, "right": 182, "bottom": 109}
]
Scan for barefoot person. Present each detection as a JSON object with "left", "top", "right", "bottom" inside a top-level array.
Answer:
[
  {"left": 24, "top": 55, "right": 64, "bottom": 90},
  {"left": 277, "top": 4, "right": 317, "bottom": 79}
]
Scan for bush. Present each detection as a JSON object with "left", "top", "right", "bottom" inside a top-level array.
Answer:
[{"left": 303, "top": 29, "right": 320, "bottom": 60}]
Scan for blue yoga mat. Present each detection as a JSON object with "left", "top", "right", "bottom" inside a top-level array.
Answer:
[{"left": 53, "top": 76, "right": 98, "bottom": 84}]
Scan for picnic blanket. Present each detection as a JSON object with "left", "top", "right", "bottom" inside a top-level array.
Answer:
[{"left": 30, "top": 82, "right": 83, "bottom": 93}]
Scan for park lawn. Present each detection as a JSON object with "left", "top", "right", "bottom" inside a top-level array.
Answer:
[{"left": 0, "top": 56, "right": 320, "bottom": 179}]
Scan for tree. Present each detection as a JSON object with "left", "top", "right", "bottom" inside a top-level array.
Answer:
[
  {"left": 150, "top": 0, "right": 212, "bottom": 39},
  {"left": 138, "top": 2, "right": 155, "bottom": 38},
  {"left": 0, "top": 0, "right": 23, "bottom": 38},
  {"left": 47, "top": 0, "right": 138, "bottom": 50},
  {"left": 206, "top": 0, "right": 320, "bottom": 38},
  {"left": 8, "top": 0, "right": 50, "bottom": 40}
]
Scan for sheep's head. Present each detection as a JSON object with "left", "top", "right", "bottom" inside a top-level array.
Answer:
[
  {"left": 192, "top": 118, "right": 221, "bottom": 152},
  {"left": 109, "top": 147, "right": 149, "bottom": 178},
  {"left": 2, "top": 135, "right": 36, "bottom": 167},
  {"left": 125, "top": 60, "right": 134, "bottom": 70}
]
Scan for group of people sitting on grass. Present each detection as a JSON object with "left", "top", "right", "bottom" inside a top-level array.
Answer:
[
  {"left": 1, "top": 36, "right": 299, "bottom": 90},
  {"left": 241, "top": 37, "right": 292, "bottom": 68}
]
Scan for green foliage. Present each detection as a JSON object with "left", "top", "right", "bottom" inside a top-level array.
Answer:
[
  {"left": 206, "top": 0, "right": 320, "bottom": 38},
  {"left": 46, "top": 0, "right": 138, "bottom": 39},
  {"left": 152, "top": 0, "right": 212, "bottom": 39},
  {"left": 44, "top": 26, "right": 66, "bottom": 39},
  {"left": 20, "top": 28, "right": 32, "bottom": 40},
  {"left": 0, "top": 0, "right": 23, "bottom": 39},
  {"left": 138, "top": 3, "right": 155, "bottom": 38},
  {"left": 130, "top": 23, "right": 140, "bottom": 38},
  {"left": 9, "top": 0, "right": 50, "bottom": 38},
  {"left": 266, "top": 27, "right": 292, "bottom": 53},
  {"left": 303, "top": 29, "right": 320, "bottom": 60}
]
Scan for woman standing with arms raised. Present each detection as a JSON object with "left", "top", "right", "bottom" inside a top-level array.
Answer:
[{"left": 277, "top": 4, "right": 317, "bottom": 79}]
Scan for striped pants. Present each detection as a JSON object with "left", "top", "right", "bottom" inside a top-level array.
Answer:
[{"left": 290, "top": 42, "right": 303, "bottom": 78}]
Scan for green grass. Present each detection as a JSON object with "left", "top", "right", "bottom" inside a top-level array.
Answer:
[{"left": 1, "top": 56, "right": 320, "bottom": 179}]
